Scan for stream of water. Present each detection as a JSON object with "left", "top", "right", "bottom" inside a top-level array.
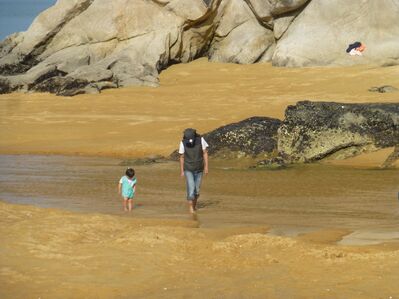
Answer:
[{"left": 1, "top": 154, "right": 398, "bottom": 244}]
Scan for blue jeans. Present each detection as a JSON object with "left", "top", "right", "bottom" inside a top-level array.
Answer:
[{"left": 184, "top": 170, "right": 203, "bottom": 201}]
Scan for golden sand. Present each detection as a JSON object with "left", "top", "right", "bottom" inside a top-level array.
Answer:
[
  {"left": 1, "top": 201, "right": 398, "bottom": 299},
  {"left": 1, "top": 60, "right": 399, "bottom": 298},
  {"left": 0, "top": 59, "right": 398, "bottom": 160}
]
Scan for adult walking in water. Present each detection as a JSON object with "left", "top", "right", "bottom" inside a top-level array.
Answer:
[{"left": 179, "top": 128, "right": 209, "bottom": 213}]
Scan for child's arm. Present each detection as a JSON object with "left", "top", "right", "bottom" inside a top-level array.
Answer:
[
  {"left": 118, "top": 182, "right": 122, "bottom": 195},
  {"left": 133, "top": 178, "right": 137, "bottom": 191}
]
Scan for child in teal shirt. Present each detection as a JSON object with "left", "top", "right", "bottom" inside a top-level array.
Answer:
[{"left": 118, "top": 168, "right": 137, "bottom": 212}]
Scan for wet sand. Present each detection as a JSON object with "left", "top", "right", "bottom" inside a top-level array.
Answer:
[
  {"left": 0, "top": 155, "right": 398, "bottom": 298},
  {"left": 1, "top": 60, "right": 399, "bottom": 298},
  {"left": 1, "top": 155, "right": 398, "bottom": 236}
]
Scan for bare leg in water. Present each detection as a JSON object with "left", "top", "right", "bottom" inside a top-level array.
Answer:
[
  {"left": 193, "top": 195, "right": 199, "bottom": 211},
  {"left": 124, "top": 198, "right": 133, "bottom": 212},
  {"left": 127, "top": 199, "right": 133, "bottom": 212},
  {"left": 188, "top": 200, "right": 195, "bottom": 214},
  {"left": 123, "top": 198, "right": 129, "bottom": 211}
]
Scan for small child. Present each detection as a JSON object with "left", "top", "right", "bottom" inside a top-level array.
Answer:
[{"left": 118, "top": 168, "right": 137, "bottom": 212}]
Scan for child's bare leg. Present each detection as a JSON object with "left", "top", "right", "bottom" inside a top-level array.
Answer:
[
  {"left": 123, "top": 198, "right": 129, "bottom": 211},
  {"left": 128, "top": 199, "right": 133, "bottom": 212}
]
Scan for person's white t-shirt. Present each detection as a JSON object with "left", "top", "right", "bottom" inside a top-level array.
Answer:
[
  {"left": 349, "top": 48, "right": 362, "bottom": 56},
  {"left": 179, "top": 137, "right": 209, "bottom": 154}
]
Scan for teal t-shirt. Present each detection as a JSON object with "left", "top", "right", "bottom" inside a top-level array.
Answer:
[{"left": 119, "top": 176, "right": 137, "bottom": 198}]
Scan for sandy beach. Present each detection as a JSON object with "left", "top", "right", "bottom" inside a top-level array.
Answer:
[
  {"left": 1, "top": 200, "right": 399, "bottom": 299},
  {"left": 0, "top": 59, "right": 398, "bottom": 161},
  {"left": 1, "top": 60, "right": 399, "bottom": 298}
]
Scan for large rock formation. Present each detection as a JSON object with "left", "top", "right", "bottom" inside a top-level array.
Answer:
[
  {"left": 0, "top": 0, "right": 213, "bottom": 95},
  {"left": 203, "top": 116, "right": 282, "bottom": 158},
  {"left": 169, "top": 116, "right": 281, "bottom": 160},
  {"left": 1, "top": 0, "right": 399, "bottom": 95},
  {"left": 171, "top": 101, "right": 398, "bottom": 167},
  {"left": 278, "top": 101, "right": 399, "bottom": 162},
  {"left": 272, "top": 0, "right": 399, "bottom": 67}
]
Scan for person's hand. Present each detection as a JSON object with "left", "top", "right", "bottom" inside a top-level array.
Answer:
[
  {"left": 204, "top": 167, "right": 209, "bottom": 175},
  {"left": 180, "top": 171, "right": 185, "bottom": 178}
]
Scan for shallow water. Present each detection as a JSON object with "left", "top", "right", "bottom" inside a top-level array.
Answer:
[{"left": 0, "top": 154, "right": 398, "bottom": 241}]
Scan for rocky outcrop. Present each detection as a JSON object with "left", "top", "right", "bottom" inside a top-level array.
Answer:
[
  {"left": 381, "top": 146, "right": 399, "bottom": 168},
  {"left": 203, "top": 117, "right": 282, "bottom": 158},
  {"left": 169, "top": 116, "right": 281, "bottom": 160},
  {"left": 207, "top": 0, "right": 275, "bottom": 64},
  {"left": 172, "top": 101, "right": 398, "bottom": 168},
  {"left": 277, "top": 101, "right": 399, "bottom": 163},
  {"left": 0, "top": 0, "right": 212, "bottom": 95},
  {"left": 369, "top": 86, "right": 398, "bottom": 93},
  {"left": 272, "top": 0, "right": 399, "bottom": 67},
  {"left": 1, "top": 0, "right": 399, "bottom": 95}
]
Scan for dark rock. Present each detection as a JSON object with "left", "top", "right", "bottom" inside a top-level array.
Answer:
[
  {"left": 278, "top": 101, "right": 399, "bottom": 162},
  {"left": 0, "top": 77, "right": 13, "bottom": 94},
  {"left": 254, "top": 156, "right": 287, "bottom": 169},
  {"left": 27, "top": 67, "right": 67, "bottom": 90},
  {"left": 31, "top": 76, "right": 90, "bottom": 96},
  {"left": 170, "top": 117, "right": 282, "bottom": 160},
  {"left": 203, "top": 117, "right": 282, "bottom": 157},
  {"left": 0, "top": 53, "right": 40, "bottom": 76},
  {"left": 368, "top": 85, "right": 398, "bottom": 93},
  {"left": 169, "top": 101, "right": 398, "bottom": 166},
  {"left": 382, "top": 146, "right": 399, "bottom": 168},
  {"left": 169, "top": 150, "right": 180, "bottom": 161},
  {"left": 119, "top": 155, "right": 167, "bottom": 166}
]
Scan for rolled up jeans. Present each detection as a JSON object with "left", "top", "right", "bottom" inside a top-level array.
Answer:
[{"left": 184, "top": 170, "right": 203, "bottom": 201}]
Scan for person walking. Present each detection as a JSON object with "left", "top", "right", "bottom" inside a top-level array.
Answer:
[{"left": 179, "top": 128, "right": 209, "bottom": 213}]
